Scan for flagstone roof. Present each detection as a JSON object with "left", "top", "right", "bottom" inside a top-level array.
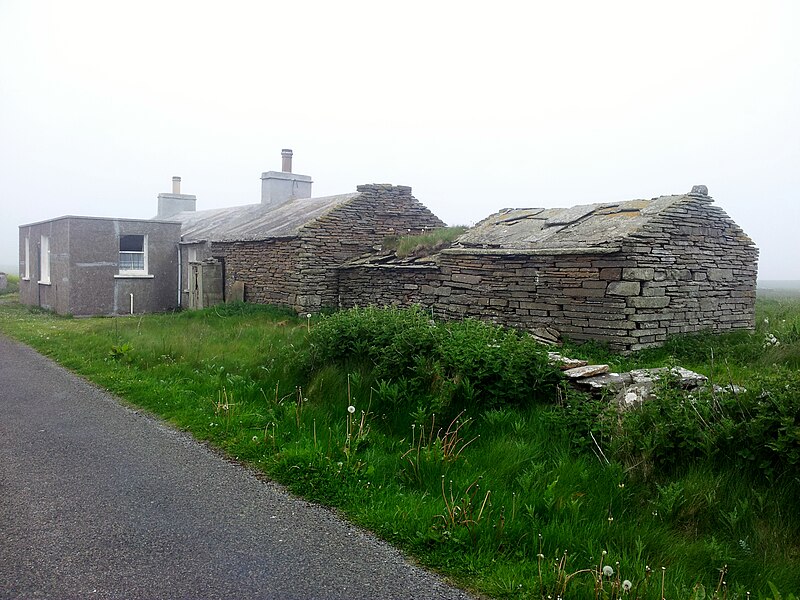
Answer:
[{"left": 453, "top": 194, "right": 698, "bottom": 253}]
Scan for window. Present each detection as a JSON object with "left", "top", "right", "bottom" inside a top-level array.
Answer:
[
  {"left": 119, "top": 234, "right": 147, "bottom": 275},
  {"left": 39, "top": 235, "right": 50, "bottom": 284},
  {"left": 24, "top": 237, "right": 30, "bottom": 280}
]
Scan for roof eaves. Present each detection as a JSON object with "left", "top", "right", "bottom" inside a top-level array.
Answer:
[{"left": 442, "top": 246, "right": 621, "bottom": 256}]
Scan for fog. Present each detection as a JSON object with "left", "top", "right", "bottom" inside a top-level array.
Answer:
[{"left": 1, "top": 0, "right": 798, "bottom": 279}]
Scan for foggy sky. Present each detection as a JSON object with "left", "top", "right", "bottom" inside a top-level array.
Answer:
[{"left": 1, "top": 1, "right": 798, "bottom": 279}]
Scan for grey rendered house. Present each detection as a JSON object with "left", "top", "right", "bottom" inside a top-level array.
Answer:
[{"left": 18, "top": 216, "right": 181, "bottom": 315}]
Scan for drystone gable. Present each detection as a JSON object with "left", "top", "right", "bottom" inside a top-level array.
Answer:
[
  {"left": 613, "top": 195, "right": 758, "bottom": 345},
  {"left": 293, "top": 184, "right": 446, "bottom": 312}
]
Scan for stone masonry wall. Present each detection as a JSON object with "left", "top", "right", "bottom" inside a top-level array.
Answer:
[
  {"left": 293, "top": 184, "right": 445, "bottom": 313},
  {"left": 338, "top": 263, "right": 440, "bottom": 309},
  {"left": 335, "top": 196, "right": 758, "bottom": 352},
  {"left": 212, "top": 184, "right": 445, "bottom": 313},
  {"left": 611, "top": 196, "right": 758, "bottom": 348},
  {"left": 213, "top": 238, "right": 302, "bottom": 306}
]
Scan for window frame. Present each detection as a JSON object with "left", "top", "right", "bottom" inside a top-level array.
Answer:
[
  {"left": 117, "top": 234, "right": 151, "bottom": 278},
  {"left": 39, "top": 235, "right": 50, "bottom": 285},
  {"left": 23, "top": 236, "right": 30, "bottom": 280}
]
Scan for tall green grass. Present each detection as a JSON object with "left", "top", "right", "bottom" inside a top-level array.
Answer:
[
  {"left": 0, "top": 273, "right": 19, "bottom": 296},
  {"left": 0, "top": 299, "right": 798, "bottom": 599}
]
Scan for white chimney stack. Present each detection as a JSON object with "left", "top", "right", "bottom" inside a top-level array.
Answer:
[
  {"left": 156, "top": 176, "right": 196, "bottom": 219},
  {"left": 261, "top": 149, "right": 312, "bottom": 208}
]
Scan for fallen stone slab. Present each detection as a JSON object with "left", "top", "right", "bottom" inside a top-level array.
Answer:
[
  {"left": 531, "top": 327, "right": 561, "bottom": 345},
  {"left": 563, "top": 364, "right": 610, "bottom": 379},
  {"left": 558, "top": 359, "right": 711, "bottom": 411},
  {"left": 610, "top": 367, "right": 708, "bottom": 410},
  {"left": 547, "top": 352, "right": 589, "bottom": 371},
  {"left": 574, "top": 372, "right": 632, "bottom": 391}
]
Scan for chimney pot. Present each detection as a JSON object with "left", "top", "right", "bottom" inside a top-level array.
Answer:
[
  {"left": 281, "top": 149, "right": 293, "bottom": 173},
  {"left": 172, "top": 176, "right": 181, "bottom": 194}
]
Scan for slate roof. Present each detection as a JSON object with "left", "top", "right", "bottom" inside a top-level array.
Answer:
[
  {"left": 452, "top": 194, "right": 696, "bottom": 253},
  {"left": 172, "top": 193, "right": 360, "bottom": 242}
]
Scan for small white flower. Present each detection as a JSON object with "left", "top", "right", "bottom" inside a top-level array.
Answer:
[
  {"left": 347, "top": 405, "right": 356, "bottom": 414},
  {"left": 622, "top": 579, "right": 632, "bottom": 592},
  {"left": 603, "top": 565, "right": 614, "bottom": 577},
  {"left": 252, "top": 435, "right": 258, "bottom": 442},
  {"left": 306, "top": 313, "right": 312, "bottom": 319}
]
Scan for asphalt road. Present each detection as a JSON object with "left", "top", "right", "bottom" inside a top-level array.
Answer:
[{"left": 0, "top": 334, "right": 475, "bottom": 600}]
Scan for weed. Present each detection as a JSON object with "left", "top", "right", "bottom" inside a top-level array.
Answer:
[{"left": 1, "top": 299, "right": 799, "bottom": 598}]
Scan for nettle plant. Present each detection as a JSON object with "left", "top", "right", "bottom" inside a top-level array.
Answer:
[{"left": 306, "top": 306, "right": 563, "bottom": 421}]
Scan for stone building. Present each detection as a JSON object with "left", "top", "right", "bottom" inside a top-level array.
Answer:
[
  {"left": 17, "top": 216, "right": 181, "bottom": 315},
  {"left": 170, "top": 151, "right": 445, "bottom": 313},
  {"left": 173, "top": 184, "right": 445, "bottom": 313},
  {"left": 338, "top": 187, "right": 759, "bottom": 352}
]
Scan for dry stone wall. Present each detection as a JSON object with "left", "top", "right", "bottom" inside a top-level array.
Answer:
[
  {"left": 335, "top": 195, "right": 758, "bottom": 352},
  {"left": 293, "top": 185, "right": 445, "bottom": 312},
  {"left": 612, "top": 195, "right": 758, "bottom": 348},
  {"left": 212, "top": 185, "right": 444, "bottom": 313},
  {"left": 338, "top": 262, "right": 440, "bottom": 309},
  {"left": 213, "top": 238, "right": 302, "bottom": 306}
]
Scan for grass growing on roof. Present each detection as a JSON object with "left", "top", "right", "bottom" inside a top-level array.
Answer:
[
  {"left": 0, "top": 299, "right": 798, "bottom": 599},
  {"left": 382, "top": 226, "right": 468, "bottom": 258}
]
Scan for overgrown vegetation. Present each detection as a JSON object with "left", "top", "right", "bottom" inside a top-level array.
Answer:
[
  {"left": 0, "top": 297, "right": 798, "bottom": 599},
  {"left": 383, "top": 226, "right": 468, "bottom": 258}
]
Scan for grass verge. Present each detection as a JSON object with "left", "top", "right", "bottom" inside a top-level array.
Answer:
[{"left": 0, "top": 298, "right": 798, "bottom": 599}]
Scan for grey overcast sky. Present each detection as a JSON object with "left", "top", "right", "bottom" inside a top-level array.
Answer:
[{"left": 1, "top": 0, "right": 798, "bottom": 279}]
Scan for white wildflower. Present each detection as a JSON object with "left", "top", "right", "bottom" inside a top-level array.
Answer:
[
  {"left": 347, "top": 405, "right": 356, "bottom": 414},
  {"left": 622, "top": 579, "right": 632, "bottom": 592},
  {"left": 603, "top": 565, "right": 614, "bottom": 577}
]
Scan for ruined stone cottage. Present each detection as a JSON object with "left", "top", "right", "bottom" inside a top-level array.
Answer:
[
  {"left": 169, "top": 151, "right": 445, "bottom": 313},
  {"left": 338, "top": 186, "right": 759, "bottom": 352}
]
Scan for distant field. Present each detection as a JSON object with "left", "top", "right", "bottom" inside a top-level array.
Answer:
[{"left": 758, "top": 280, "right": 800, "bottom": 298}]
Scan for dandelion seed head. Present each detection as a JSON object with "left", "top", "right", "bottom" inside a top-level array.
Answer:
[
  {"left": 622, "top": 579, "right": 632, "bottom": 592},
  {"left": 603, "top": 565, "right": 614, "bottom": 577},
  {"left": 347, "top": 405, "right": 356, "bottom": 414}
]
